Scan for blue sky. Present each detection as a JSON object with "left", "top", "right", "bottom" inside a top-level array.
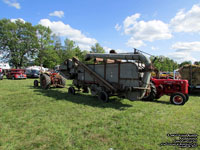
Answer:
[{"left": 0, "top": 0, "right": 200, "bottom": 63}]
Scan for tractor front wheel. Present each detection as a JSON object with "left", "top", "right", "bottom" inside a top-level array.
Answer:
[
  {"left": 34, "top": 80, "right": 39, "bottom": 87},
  {"left": 170, "top": 93, "right": 186, "bottom": 105}
]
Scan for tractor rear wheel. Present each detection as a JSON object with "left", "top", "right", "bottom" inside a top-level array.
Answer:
[
  {"left": 40, "top": 74, "right": 51, "bottom": 89},
  {"left": 98, "top": 91, "right": 109, "bottom": 102},
  {"left": 170, "top": 93, "right": 186, "bottom": 105},
  {"left": 142, "top": 83, "right": 157, "bottom": 101},
  {"left": 34, "top": 80, "right": 39, "bottom": 87}
]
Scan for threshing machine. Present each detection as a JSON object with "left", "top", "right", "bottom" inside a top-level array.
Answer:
[{"left": 59, "top": 51, "right": 153, "bottom": 102}]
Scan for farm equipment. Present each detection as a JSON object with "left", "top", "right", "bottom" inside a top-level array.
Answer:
[
  {"left": 59, "top": 50, "right": 152, "bottom": 102},
  {"left": 143, "top": 78, "right": 189, "bottom": 105},
  {"left": 33, "top": 72, "right": 66, "bottom": 89},
  {"left": 179, "top": 65, "right": 200, "bottom": 92}
]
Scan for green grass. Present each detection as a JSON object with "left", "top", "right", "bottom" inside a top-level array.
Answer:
[{"left": 0, "top": 78, "right": 200, "bottom": 150}]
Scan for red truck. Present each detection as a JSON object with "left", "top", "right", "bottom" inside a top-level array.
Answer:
[{"left": 6, "top": 69, "right": 27, "bottom": 80}]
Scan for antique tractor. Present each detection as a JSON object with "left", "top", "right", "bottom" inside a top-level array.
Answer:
[
  {"left": 142, "top": 60, "right": 189, "bottom": 105},
  {"left": 142, "top": 78, "right": 189, "bottom": 105},
  {"left": 59, "top": 50, "right": 153, "bottom": 102},
  {"left": 34, "top": 72, "right": 66, "bottom": 89}
]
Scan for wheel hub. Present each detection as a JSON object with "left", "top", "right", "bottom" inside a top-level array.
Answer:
[{"left": 173, "top": 95, "right": 183, "bottom": 104}]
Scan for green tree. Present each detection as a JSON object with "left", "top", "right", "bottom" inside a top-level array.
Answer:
[
  {"left": 64, "top": 38, "right": 76, "bottom": 59},
  {"left": 194, "top": 61, "right": 200, "bottom": 65},
  {"left": 91, "top": 43, "right": 105, "bottom": 53},
  {"left": 35, "top": 24, "right": 53, "bottom": 66},
  {"left": 179, "top": 61, "right": 192, "bottom": 68},
  {"left": 150, "top": 56, "right": 178, "bottom": 72},
  {"left": 52, "top": 34, "right": 62, "bottom": 51},
  {"left": 0, "top": 19, "right": 38, "bottom": 68},
  {"left": 42, "top": 48, "right": 60, "bottom": 68}
]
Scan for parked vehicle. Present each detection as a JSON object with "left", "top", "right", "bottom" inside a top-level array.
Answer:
[
  {"left": 26, "top": 66, "right": 47, "bottom": 78},
  {"left": 0, "top": 73, "right": 3, "bottom": 80},
  {"left": 0, "top": 68, "right": 3, "bottom": 80},
  {"left": 26, "top": 69, "right": 40, "bottom": 78},
  {"left": 6, "top": 69, "right": 27, "bottom": 80}
]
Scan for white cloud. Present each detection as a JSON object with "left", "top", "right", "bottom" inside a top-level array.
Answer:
[
  {"left": 168, "top": 52, "right": 197, "bottom": 63},
  {"left": 171, "top": 41, "right": 200, "bottom": 52},
  {"left": 123, "top": 14, "right": 172, "bottom": 41},
  {"left": 126, "top": 37, "right": 145, "bottom": 48},
  {"left": 115, "top": 48, "right": 127, "bottom": 53},
  {"left": 151, "top": 46, "right": 158, "bottom": 50},
  {"left": 103, "top": 46, "right": 112, "bottom": 53},
  {"left": 49, "top": 11, "right": 64, "bottom": 18},
  {"left": 169, "top": 41, "right": 200, "bottom": 63},
  {"left": 115, "top": 24, "right": 121, "bottom": 31},
  {"left": 120, "top": 13, "right": 172, "bottom": 48},
  {"left": 123, "top": 13, "right": 140, "bottom": 30},
  {"left": 11, "top": 18, "right": 25, "bottom": 23},
  {"left": 103, "top": 46, "right": 127, "bottom": 53},
  {"left": 170, "top": 4, "right": 200, "bottom": 32},
  {"left": 3, "top": 0, "right": 20, "bottom": 9},
  {"left": 39, "top": 19, "right": 97, "bottom": 50}
]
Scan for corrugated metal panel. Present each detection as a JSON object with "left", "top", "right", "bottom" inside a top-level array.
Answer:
[
  {"left": 120, "top": 63, "right": 138, "bottom": 79},
  {"left": 82, "top": 63, "right": 140, "bottom": 87},
  {"left": 106, "top": 64, "right": 118, "bottom": 83}
]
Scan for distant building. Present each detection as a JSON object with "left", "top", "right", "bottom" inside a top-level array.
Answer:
[{"left": 0, "top": 63, "right": 11, "bottom": 69}]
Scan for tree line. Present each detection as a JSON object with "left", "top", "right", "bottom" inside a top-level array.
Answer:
[
  {"left": 0, "top": 18, "right": 197, "bottom": 71},
  {"left": 0, "top": 18, "right": 105, "bottom": 69}
]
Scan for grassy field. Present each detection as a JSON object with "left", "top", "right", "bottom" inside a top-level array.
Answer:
[{"left": 0, "top": 78, "right": 199, "bottom": 150}]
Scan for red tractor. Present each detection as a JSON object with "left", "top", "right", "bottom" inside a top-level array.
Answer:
[
  {"left": 34, "top": 72, "right": 66, "bottom": 89},
  {"left": 143, "top": 77, "right": 189, "bottom": 105}
]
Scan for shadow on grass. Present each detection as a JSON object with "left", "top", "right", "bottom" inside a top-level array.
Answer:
[
  {"left": 144, "top": 99, "right": 171, "bottom": 105},
  {"left": 189, "top": 92, "right": 200, "bottom": 97},
  {"left": 30, "top": 86, "right": 132, "bottom": 110}
]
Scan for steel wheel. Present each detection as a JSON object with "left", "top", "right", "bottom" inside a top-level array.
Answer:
[
  {"left": 68, "top": 86, "right": 75, "bottom": 95},
  {"left": 98, "top": 91, "right": 109, "bottom": 102},
  {"left": 34, "top": 80, "right": 39, "bottom": 87},
  {"left": 170, "top": 93, "right": 186, "bottom": 105}
]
